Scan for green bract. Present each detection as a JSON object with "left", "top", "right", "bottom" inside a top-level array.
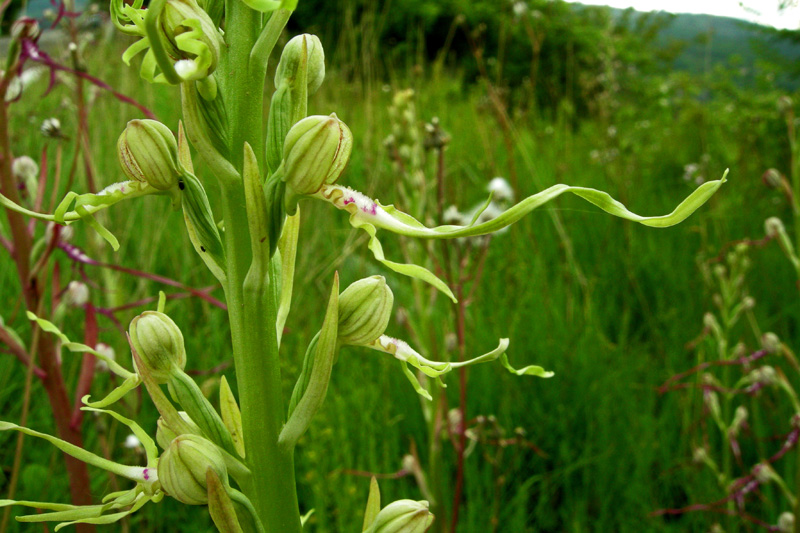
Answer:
[{"left": 129, "top": 311, "right": 187, "bottom": 384}]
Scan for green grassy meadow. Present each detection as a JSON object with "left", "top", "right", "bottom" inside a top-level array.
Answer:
[{"left": 2, "top": 5, "right": 800, "bottom": 532}]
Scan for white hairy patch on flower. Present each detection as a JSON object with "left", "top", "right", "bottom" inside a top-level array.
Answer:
[
  {"left": 335, "top": 186, "right": 425, "bottom": 233},
  {"left": 175, "top": 59, "right": 199, "bottom": 81}
]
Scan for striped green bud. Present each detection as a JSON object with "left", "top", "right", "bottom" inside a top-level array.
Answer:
[
  {"left": 283, "top": 114, "right": 353, "bottom": 196},
  {"left": 338, "top": 276, "right": 393, "bottom": 346},
  {"left": 275, "top": 34, "right": 325, "bottom": 94},
  {"left": 129, "top": 311, "right": 186, "bottom": 384},
  {"left": 364, "top": 499, "right": 434, "bottom": 533},
  {"left": 158, "top": 434, "right": 228, "bottom": 505},
  {"left": 118, "top": 120, "right": 182, "bottom": 190}
]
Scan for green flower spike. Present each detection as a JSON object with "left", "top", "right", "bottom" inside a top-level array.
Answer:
[
  {"left": 313, "top": 171, "right": 729, "bottom": 302},
  {"left": 0, "top": 408, "right": 162, "bottom": 530},
  {"left": 367, "top": 335, "right": 553, "bottom": 401}
]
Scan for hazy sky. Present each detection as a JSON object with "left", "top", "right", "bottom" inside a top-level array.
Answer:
[{"left": 563, "top": 1, "right": 799, "bottom": 29}]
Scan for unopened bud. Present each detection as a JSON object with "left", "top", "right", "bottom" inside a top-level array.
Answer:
[
  {"left": 364, "top": 499, "right": 435, "bottom": 533},
  {"left": 275, "top": 34, "right": 326, "bottom": 94},
  {"left": 156, "top": 411, "right": 202, "bottom": 450},
  {"left": 692, "top": 447, "right": 708, "bottom": 464},
  {"left": 129, "top": 311, "right": 186, "bottom": 384},
  {"left": 704, "top": 391, "right": 720, "bottom": 419},
  {"left": 12, "top": 155, "right": 38, "bottom": 184},
  {"left": 778, "top": 511, "right": 795, "bottom": 533},
  {"left": 40, "top": 118, "right": 62, "bottom": 138},
  {"left": 158, "top": 434, "right": 228, "bottom": 505},
  {"left": 730, "top": 406, "right": 748, "bottom": 437},
  {"left": 338, "top": 276, "right": 393, "bottom": 345},
  {"left": 763, "top": 168, "right": 783, "bottom": 189},
  {"left": 283, "top": 114, "right": 353, "bottom": 196},
  {"left": 117, "top": 120, "right": 183, "bottom": 190},
  {"left": 778, "top": 95, "right": 794, "bottom": 115},
  {"left": 765, "top": 217, "right": 786, "bottom": 238},
  {"left": 63, "top": 281, "right": 89, "bottom": 308},
  {"left": 762, "top": 332, "right": 781, "bottom": 354},
  {"left": 753, "top": 462, "right": 775, "bottom": 484},
  {"left": 741, "top": 296, "right": 755, "bottom": 310},
  {"left": 11, "top": 17, "right": 41, "bottom": 41}
]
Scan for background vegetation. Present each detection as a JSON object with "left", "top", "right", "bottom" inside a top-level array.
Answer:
[{"left": 2, "top": 1, "right": 800, "bottom": 531}]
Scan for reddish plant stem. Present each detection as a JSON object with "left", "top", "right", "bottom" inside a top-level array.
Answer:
[
  {"left": 450, "top": 280, "right": 468, "bottom": 533},
  {"left": 0, "top": 324, "right": 46, "bottom": 379},
  {"left": 0, "top": 73, "right": 95, "bottom": 529},
  {"left": 70, "top": 304, "right": 98, "bottom": 429}
]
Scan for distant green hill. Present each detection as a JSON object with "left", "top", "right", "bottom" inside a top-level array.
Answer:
[{"left": 584, "top": 5, "right": 800, "bottom": 85}]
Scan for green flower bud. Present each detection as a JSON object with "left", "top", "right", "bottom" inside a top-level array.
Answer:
[
  {"left": 156, "top": 411, "right": 202, "bottom": 450},
  {"left": 762, "top": 332, "right": 781, "bottom": 354},
  {"left": 762, "top": 168, "right": 783, "bottom": 189},
  {"left": 158, "top": 434, "right": 228, "bottom": 505},
  {"left": 160, "top": 0, "right": 223, "bottom": 76},
  {"left": 275, "top": 34, "right": 325, "bottom": 94},
  {"left": 129, "top": 311, "right": 186, "bottom": 384},
  {"left": 365, "top": 499, "right": 434, "bottom": 533},
  {"left": 282, "top": 113, "right": 353, "bottom": 196},
  {"left": 118, "top": 120, "right": 182, "bottom": 190},
  {"left": 338, "top": 276, "right": 393, "bottom": 346}
]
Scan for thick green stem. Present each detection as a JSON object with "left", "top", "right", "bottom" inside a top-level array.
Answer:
[
  {"left": 222, "top": 183, "right": 302, "bottom": 533},
  {"left": 220, "top": 5, "right": 301, "bottom": 529}
]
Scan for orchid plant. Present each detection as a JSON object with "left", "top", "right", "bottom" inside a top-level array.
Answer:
[{"left": 0, "top": 0, "right": 727, "bottom": 530}]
